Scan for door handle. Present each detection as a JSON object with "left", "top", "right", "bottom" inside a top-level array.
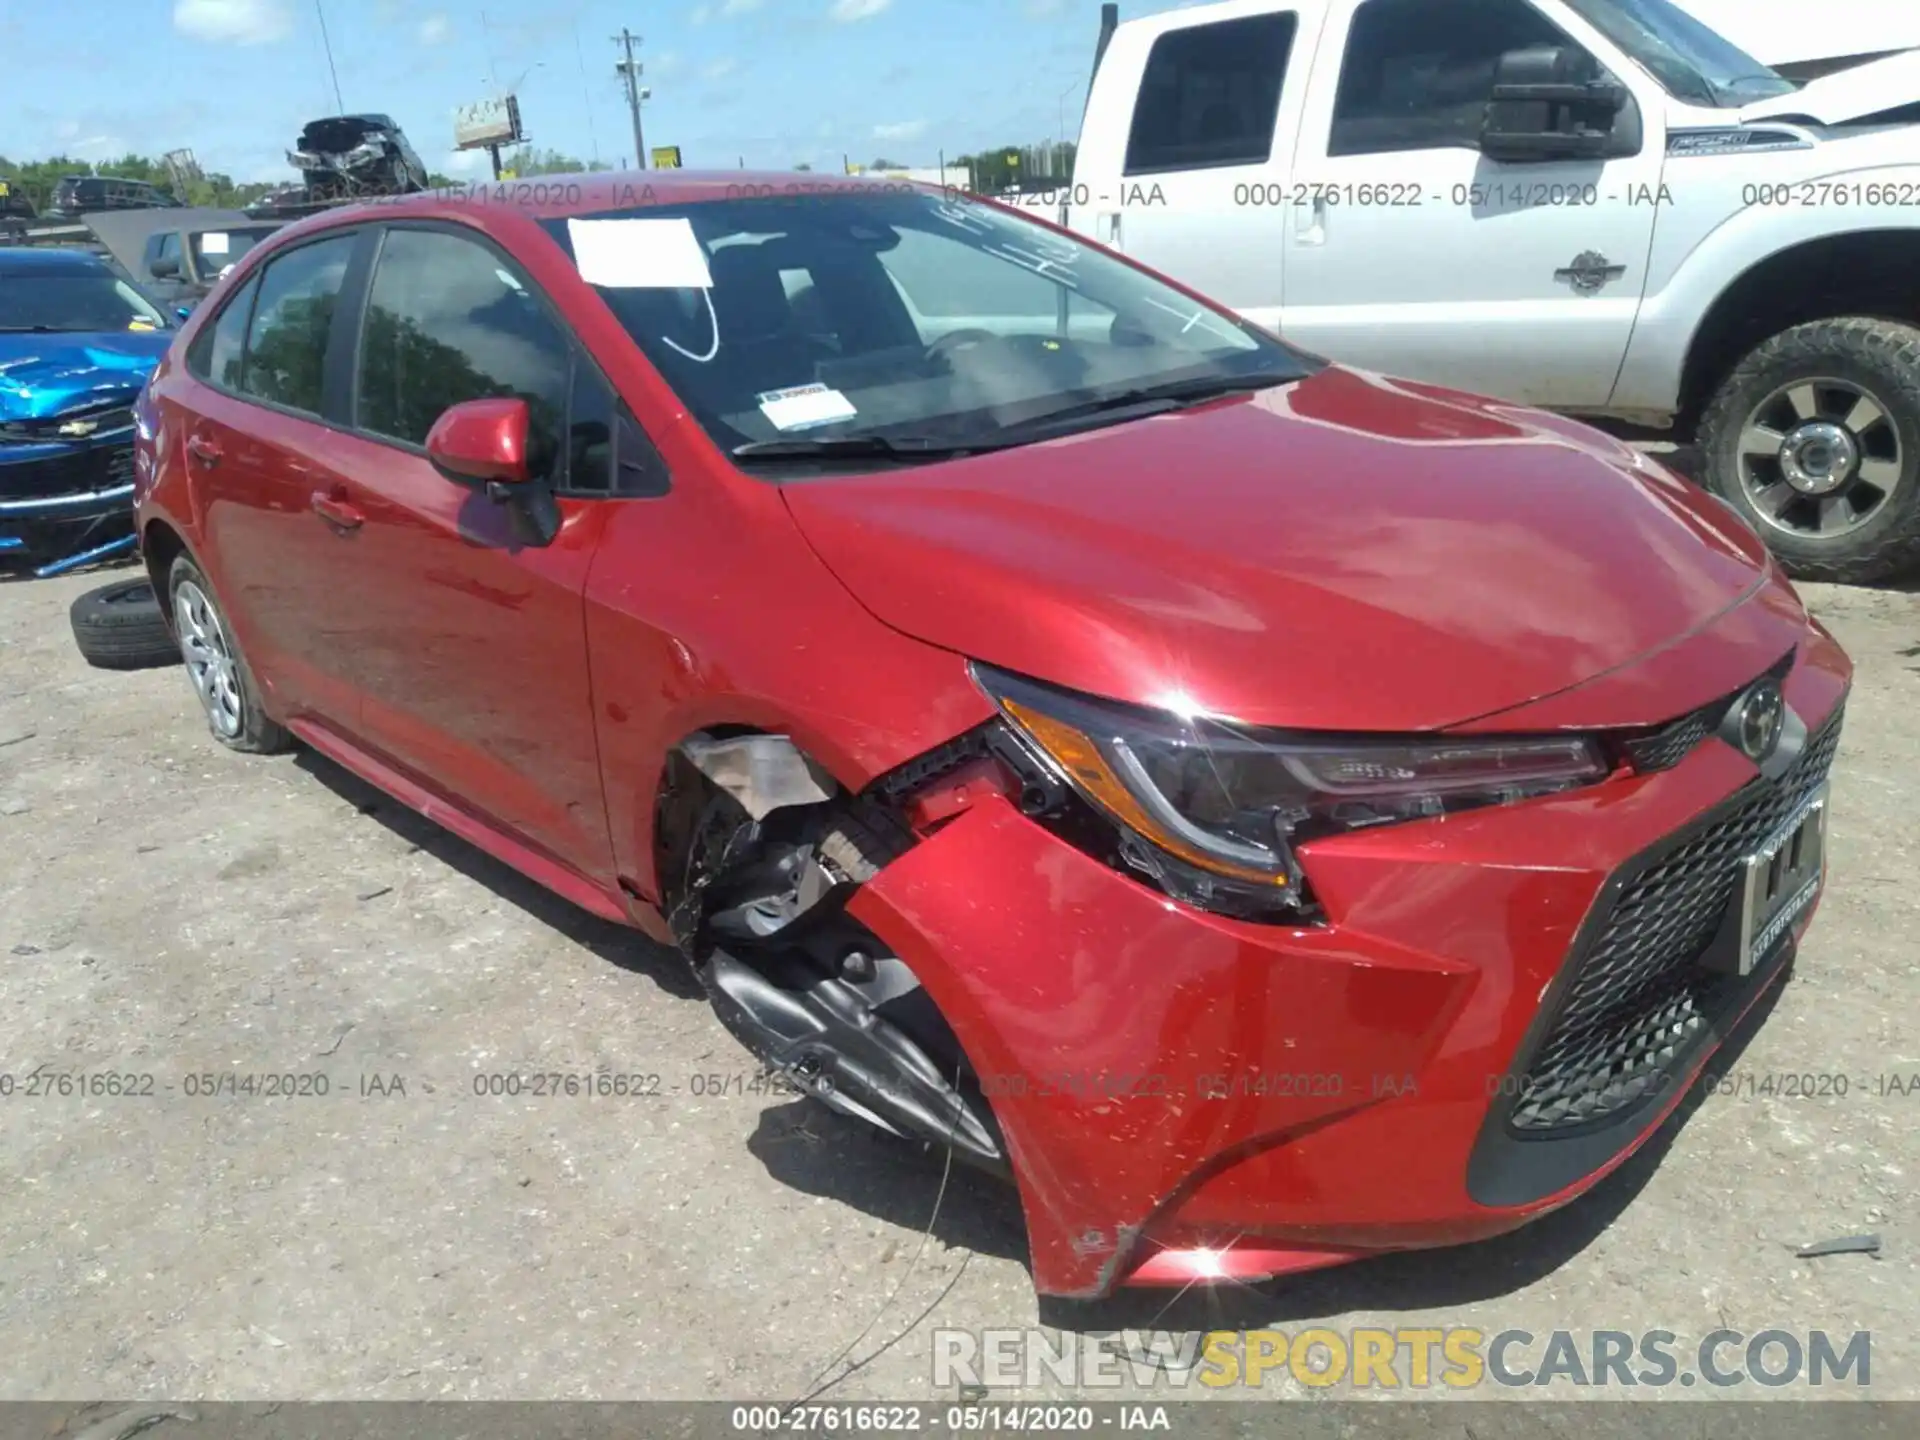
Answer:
[
  {"left": 185, "top": 434, "right": 222, "bottom": 467},
  {"left": 310, "top": 490, "right": 365, "bottom": 531},
  {"left": 1295, "top": 194, "right": 1328, "bottom": 246}
]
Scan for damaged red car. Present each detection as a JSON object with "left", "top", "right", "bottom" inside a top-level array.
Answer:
[{"left": 132, "top": 174, "right": 1849, "bottom": 1299}]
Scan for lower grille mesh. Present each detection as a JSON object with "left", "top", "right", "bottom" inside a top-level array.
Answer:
[{"left": 1508, "top": 702, "right": 1845, "bottom": 1133}]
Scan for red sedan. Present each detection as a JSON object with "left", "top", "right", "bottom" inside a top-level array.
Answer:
[{"left": 131, "top": 173, "right": 1848, "bottom": 1300}]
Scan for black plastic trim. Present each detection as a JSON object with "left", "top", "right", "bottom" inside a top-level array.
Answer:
[{"left": 1466, "top": 692, "right": 1844, "bottom": 1208}]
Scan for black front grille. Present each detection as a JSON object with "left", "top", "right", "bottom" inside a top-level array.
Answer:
[
  {"left": 1621, "top": 706, "right": 1716, "bottom": 772},
  {"left": 0, "top": 402, "right": 135, "bottom": 444},
  {"left": 1616, "top": 649, "right": 1796, "bottom": 774},
  {"left": 1508, "top": 701, "right": 1845, "bottom": 1133},
  {"left": 0, "top": 444, "right": 133, "bottom": 501}
]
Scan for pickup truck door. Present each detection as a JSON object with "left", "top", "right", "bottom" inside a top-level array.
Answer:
[
  {"left": 1280, "top": 0, "right": 1667, "bottom": 409},
  {"left": 1070, "top": 1, "right": 1329, "bottom": 332}
]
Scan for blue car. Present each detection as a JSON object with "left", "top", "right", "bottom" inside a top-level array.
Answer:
[{"left": 0, "top": 248, "right": 176, "bottom": 575}]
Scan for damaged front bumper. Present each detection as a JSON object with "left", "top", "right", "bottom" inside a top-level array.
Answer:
[
  {"left": 841, "top": 630, "right": 1850, "bottom": 1299},
  {"left": 0, "top": 412, "right": 139, "bottom": 574}
]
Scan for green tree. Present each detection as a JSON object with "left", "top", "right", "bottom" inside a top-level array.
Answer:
[{"left": 497, "top": 147, "right": 611, "bottom": 176}]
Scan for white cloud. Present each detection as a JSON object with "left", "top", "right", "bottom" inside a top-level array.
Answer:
[
  {"left": 830, "top": 0, "right": 891, "bottom": 21},
  {"left": 722, "top": 0, "right": 765, "bottom": 12},
  {"left": 702, "top": 56, "right": 739, "bottom": 81},
  {"left": 690, "top": 4, "right": 710, "bottom": 23},
  {"left": 872, "top": 119, "right": 926, "bottom": 142},
  {"left": 172, "top": 0, "right": 293, "bottom": 45},
  {"left": 417, "top": 12, "right": 452, "bottom": 44}
]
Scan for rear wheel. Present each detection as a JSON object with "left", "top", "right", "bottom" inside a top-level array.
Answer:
[
  {"left": 1699, "top": 317, "right": 1920, "bottom": 584},
  {"left": 168, "top": 556, "right": 291, "bottom": 754}
]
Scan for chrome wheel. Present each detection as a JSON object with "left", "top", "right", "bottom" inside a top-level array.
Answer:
[
  {"left": 1737, "top": 378, "right": 1904, "bottom": 540},
  {"left": 174, "top": 579, "right": 243, "bottom": 739}
]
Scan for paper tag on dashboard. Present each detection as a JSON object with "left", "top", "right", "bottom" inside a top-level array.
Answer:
[
  {"left": 200, "top": 232, "right": 231, "bottom": 255},
  {"left": 567, "top": 217, "right": 713, "bottom": 289},
  {"left": 757, "top": 384, "right": 856, "bottom": 432}
]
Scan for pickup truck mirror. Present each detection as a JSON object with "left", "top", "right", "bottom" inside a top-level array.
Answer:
[
  {"left": 149, "top": 254, "right": 182, "bottom": 279},
  {"left": 1479, "top": 44, "right": 1631, "bottom": 163}
]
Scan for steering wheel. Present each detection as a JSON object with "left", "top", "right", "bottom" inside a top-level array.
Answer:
[{"left": 924, "top": 328, "right": 1003, "bottom": 361}]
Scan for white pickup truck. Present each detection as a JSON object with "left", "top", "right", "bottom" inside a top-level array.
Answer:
[{"left": 1061, "top": 0, "right": 1920, "bottom": 582}]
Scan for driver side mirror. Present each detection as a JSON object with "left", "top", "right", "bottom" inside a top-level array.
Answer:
[
  {"left": 1479, "top": 44, "right": 1631, "bottom": 163},
  {"left": 425, "top": 396, "right": 560, "bottom": 547}
]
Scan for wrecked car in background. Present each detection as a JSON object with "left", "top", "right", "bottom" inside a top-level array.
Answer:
[
  {"left": 288, "top": 114, "right": 429, "bottom": 201},
  {"left": 0, "top": 248, "right": 175, "bottom": 575},
  {"left": 84, "top": 208, "right": 282, "bottom": 312}
]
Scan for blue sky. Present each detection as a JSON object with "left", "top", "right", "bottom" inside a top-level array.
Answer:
[{"left": 5, "top": 0, "right": 1121, "bottom": 182}]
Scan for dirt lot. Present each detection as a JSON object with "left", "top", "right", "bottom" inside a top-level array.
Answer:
[{"left": 1, "top": 562, "right": 1917, "bottom": 1403}]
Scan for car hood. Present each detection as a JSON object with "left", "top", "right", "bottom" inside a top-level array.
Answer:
[
  {"left": 1741, "top": 49, "right": 1920, "bottom": 124},
  {"left": 780, "top": 366, "right": 1776, "bottom": 733},
  {"left": 0, "top": 330, "right": 169, "bottom": 423}
]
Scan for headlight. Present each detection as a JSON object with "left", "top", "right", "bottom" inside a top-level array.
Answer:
[{"left": 974, "top": 664, "right": 1607, "bottom": 899}]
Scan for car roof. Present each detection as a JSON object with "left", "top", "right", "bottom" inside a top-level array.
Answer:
[
  {"left": 275, "top": 170, "right": 935, "bottom": 238},
  {"left": 0, "top": 247, "right": 112, "bottom": 276}
]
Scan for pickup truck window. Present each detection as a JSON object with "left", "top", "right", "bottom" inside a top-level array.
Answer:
[
  {"left": 1559, "top": 0, "right": 1793, "bottom": 107},
  {"left": 1331, "top": 0, "right": 1574, "bottom": 158},
  {"left": 1125, "top": 12, "right": 1298, "bottom": 176}
]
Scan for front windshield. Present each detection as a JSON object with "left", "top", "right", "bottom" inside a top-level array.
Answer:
[
  {"left": 1560, "top": 0, "right": 1795, "bottom": 107},
  {"left": 544, "top": 188, "right": 1316, "bottom": 464},
  {"left": 190, "top": 227, "right": 275, "bottom": 272},
  {"left": 0, "top": 272, "right": 171, "bottom": 333}
]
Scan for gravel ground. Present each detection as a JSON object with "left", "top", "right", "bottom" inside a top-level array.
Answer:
[{"left": 0, "top": 562, "right": 1915, "bottom": 1404}]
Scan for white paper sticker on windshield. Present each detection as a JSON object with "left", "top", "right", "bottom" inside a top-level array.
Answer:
[
  {"left": 200, "top": 232, "right": 231, "bottom": 255},
  {"left": 567, "top": 217, "right": 712, "bottom": 289},
  {"left": 758, "top": 384, "right": 856, "bottom": 432}
]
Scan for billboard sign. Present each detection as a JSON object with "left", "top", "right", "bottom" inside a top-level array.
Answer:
[
  {"left": 455, "top": 95, "right": 524, "bottom": 150},
  {"left": 651, "top": 145, "right": 683, "bottom": 169}
]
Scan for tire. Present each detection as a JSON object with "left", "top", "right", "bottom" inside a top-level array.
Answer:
[
  {"left": 69, "top": 578, "right": 179, "bottom": 671},
  {"left": 167, "top": 555, "right": 292, "bottom": 754},
  {"left": 1699, "top": 317, "right": 1920, "bottom": 585}
]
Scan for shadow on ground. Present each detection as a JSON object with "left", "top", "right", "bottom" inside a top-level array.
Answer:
[{"left": 293, "top": 747, "right": 702, "bottom": 1000}]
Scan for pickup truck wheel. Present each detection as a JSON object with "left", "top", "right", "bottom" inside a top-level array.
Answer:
[{"left": 1699, "top": 317, "right": 1920, "bottom": 584}]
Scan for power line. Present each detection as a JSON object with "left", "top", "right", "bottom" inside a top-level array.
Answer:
[
  {"left": 572, "top": 21, "right": 601, "bottom": 166},
  {"left": 313, "top": 0, "right": 345, "bottom": 113}
]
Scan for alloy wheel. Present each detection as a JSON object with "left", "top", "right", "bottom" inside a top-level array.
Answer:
[
  {"left": 173, "top": 579, "right": 244, "bottom": 739},
  {"left": 1736, "top": 377, "right": 1904, "bottom": 541}
]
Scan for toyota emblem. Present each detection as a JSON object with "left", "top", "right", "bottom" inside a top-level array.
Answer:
[{"left": 1734, "top": 680, "right": 1786, "bottom": 761}]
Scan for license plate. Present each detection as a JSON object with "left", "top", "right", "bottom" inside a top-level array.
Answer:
[{"left": 1735, "top": 783, "right": 1828, "bottom": 975}]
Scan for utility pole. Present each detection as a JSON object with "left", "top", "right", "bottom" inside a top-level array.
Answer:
[{"left": 614, "top": 28, "right": 647, "bottom": 170}]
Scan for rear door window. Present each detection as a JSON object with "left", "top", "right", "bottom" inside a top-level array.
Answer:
[
  {"left": 1124, "top": 13, "right": 1299, "bottom": 174},
  {"left": 237, "top": 235, "right": 356, "bottom": 415},
  {"left": 188, "top": 274, "right": 261, "bottom": 391}
]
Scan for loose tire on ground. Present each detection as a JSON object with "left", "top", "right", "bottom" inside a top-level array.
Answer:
[
  {"left": 1699, "top": 316, "right": 1920, "bottom": 585},
  {"left": 69, "top": 578, "right": 179, "bottom": 671}
]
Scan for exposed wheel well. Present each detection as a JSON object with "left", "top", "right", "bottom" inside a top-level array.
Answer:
[
  {"left": 140, "top": 520, "right": 186, "bottom": 621},
  {"left": 1679, "top": 231, "right": 1920, "bottom": 432}
]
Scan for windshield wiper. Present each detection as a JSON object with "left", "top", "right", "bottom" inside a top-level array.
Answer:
[
  {"left": 0, "top": 325, "right": 60, "bottom": 333},
  {"left": 731, "top": 433, "right": 1004, "bottom": 462},
  {"left": 1000, "top": 372, "right": 1285, "bottom": 435}
]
